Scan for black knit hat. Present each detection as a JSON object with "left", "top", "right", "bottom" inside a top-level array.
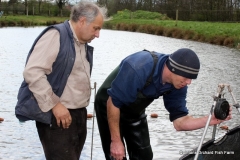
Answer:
[{"left": 166, "top": 48, "right": 200, "bottom": 79}]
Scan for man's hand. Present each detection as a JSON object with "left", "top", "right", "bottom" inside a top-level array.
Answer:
[
  {"left": 173, "top": 106, "right": 232, "bottom": 131},
  {"left": 211, "top": 106, "right": 232, "bottom": 125},
  {"left": 110, "top": 140, "right": 126, "bottom": 160},
  {"left": 52, "top": 102, "right": 72, "bottom": 129},
  {"left": 107, "top": 97, "right": 126, "bottom": 160}
]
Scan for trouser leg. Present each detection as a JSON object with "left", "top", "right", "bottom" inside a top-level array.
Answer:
[
  {"left": 95, "top": 101, "right": 127, "bottom": 160},
  {"left": 95, "top": 99, "right": 152, "bottom": 160},
  {"left": 36, "top": 108, "right": 87, "bottom": 160},
  {"left": 122, "top": 114, "right": 153, "bottom": 160},
  {"left": 95, "top": 102, "right": 112, "bottom": 160}
]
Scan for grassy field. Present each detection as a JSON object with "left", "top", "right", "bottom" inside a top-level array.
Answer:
[
  {"left": 107, "top": 19, "right": 239, "bottom": 38},
  {"left": 1, "top": 12, "right": 239, "bottom": 48},
  {"left": 0, "top": 15, "right": 69, "bottom": 26},
  {"left": 104, "top": 10, "right": 240, "bottom": 48},
  {"left": 110, "top": 9, "right": 240, "bottom": 38}
]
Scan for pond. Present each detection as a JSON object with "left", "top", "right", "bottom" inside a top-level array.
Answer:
[{"left": 0, "top": 27, "right": 240, "bottom": 160}]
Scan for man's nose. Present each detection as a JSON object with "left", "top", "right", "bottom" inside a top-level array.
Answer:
[
  {"left": 186, "top": 79, "right": 192, "bottom": 85},
  {"left": 95, "top": 30, "right": 100, "bottom": 38}
]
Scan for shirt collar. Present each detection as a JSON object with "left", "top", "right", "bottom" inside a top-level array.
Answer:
[{"left": 68, "top": 20, "right": 79, "bottom": 43}]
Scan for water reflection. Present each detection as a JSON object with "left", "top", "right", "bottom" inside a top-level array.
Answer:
[{"left": 0, "top": 27, "right": 240, "bottom": 160}]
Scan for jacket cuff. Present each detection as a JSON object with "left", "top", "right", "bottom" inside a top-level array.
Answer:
[{"left": 39, "top": 93, "right": 60, "bottom": 112}]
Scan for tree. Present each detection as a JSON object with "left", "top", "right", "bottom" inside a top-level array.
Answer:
[
  {"left": 38, "top": 0, "right": 42, "bottom": 14},
  {"left": 56, "top": 0, "right": 68, "bottom": 16},
  {"left": 24, "top": 0, "right": 28, "bottom": 15},
  {"left": 85, "top": 0, "right": 240, "bottom": 21}
]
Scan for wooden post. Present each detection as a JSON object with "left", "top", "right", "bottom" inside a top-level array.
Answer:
[
  {"left": 175, "top": 9, "right": 178, "bottom": 26},
  {"left": 26, "top": 5, "right": 28, "bottom": 16}
]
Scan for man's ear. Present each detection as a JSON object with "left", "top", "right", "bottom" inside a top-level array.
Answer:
[{"left": 79, "top": 17, "right": 86, "bottom": 26}]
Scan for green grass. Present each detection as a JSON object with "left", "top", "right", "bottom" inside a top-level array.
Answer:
[
  {"left": 113, "top": 9, "right": 170, "bottom": 20},
  {"left": 0, "top": 15, "right": 68, "bottom": 26},
  {"left": 1, "top": 11, "right": 240, "bottom": 48},
  {"left": 106, "top": 19, "right": 240, "bottom": 39},
  {"left": 104, "top": 10, "right": 240, "bottom": 48},
  {"left": 109, "top": 9, "right": 240, "bottom": 39}
]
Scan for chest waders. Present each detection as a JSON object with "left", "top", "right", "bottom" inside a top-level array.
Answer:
[{"left": 94, "top": 51, "right": 158, "bottom": 160}]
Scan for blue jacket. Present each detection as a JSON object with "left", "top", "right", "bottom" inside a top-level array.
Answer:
[
  {"left": 15, "top": 20, "right": 94, "bottom": 124},
  {"left": 107, "top": 50, "right": 188, "bottom": 121}
]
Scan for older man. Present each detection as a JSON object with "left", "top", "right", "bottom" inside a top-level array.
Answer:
[{"left": 15, "top": 1, "right": 107, "bottom": 160}]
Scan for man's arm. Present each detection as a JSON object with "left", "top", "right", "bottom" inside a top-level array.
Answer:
[
  {"left": 23, "top": 29, "right": 71, "bottom": 128},
  {"left": 23, "top": 29, "right": 60, "bottom": 112},
  {"left": 173, "top": 108, "right": 232, "bottom": 131},
  {"left": 107, "top": 97, "right": 125, "bottom": 160}
]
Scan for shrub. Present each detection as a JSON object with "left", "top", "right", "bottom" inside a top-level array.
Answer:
[
  {"left": 128, "top": 24, "right": 139, "bottom": 32},
  {"left": 171, "top": 28, "right": 183, "bottom": 39},
  {"left": 117, "top": 23, "right": 129, "bottom": 31},
  {"left": 137, "top": 25, "right": 148, "bottom": 33},
  {"left": 145, "top": 25, "right": 156, "bottom": 34},
  {"left": 183, "top": 30, "right": 196, "bottom": 40},
  {"left": 46, "top": 20, "right": 57, "bottom": 25},
  {"left": 8, "top": 20, "right": 17, "bottom": 26},
  {"left": 112, "top": 9, "right": 171, "bottom": 20},
  {"left": 223, "top": 37, "right": 234, "bottom": 47},
  {"left": 154, "top": 26, "right": 164, "bottom": 36},
  {"left": 103, "top": 22, "right": 114, "bottom": 29},
  {"left": 213, "top": 36, "right": 226, "bottom": 46},
  {"left": 163, "top": 28, "right": 175, "bottom": 37}
]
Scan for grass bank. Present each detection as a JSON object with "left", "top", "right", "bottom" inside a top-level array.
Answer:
[
  {"left": 0, "top": 15, "right": 68, "bottom": 26},
  {"left": 0, "top": 12, "right": 239, "bottom": 49},
  {"left": 104, "top": 10, "right": 240, "bottom": 49}
]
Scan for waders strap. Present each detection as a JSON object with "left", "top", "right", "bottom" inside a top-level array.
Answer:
[
  {"left": 120, "top": 50, "right": 158, "bottom": 116},
  {"left": 144, "top": 51, "right": 158, "bottom": 89}
]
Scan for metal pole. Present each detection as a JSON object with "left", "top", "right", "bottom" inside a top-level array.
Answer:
[
  {"left": 90, "top": 82, "right": 97, "bottom": 160},
  {"left": 194, "top": 105, "right": 214, "bottom": 160},
  {"left": 227, "top": 85, "right": 240, "bottom": 114},
  {"left": 211, "top": 125, "right": 217, "bottom": 140},
  {"left": 194, "top": 84, "right": 224, "bottom": 160}
]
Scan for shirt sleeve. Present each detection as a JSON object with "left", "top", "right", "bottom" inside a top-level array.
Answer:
[
  {"left": 107, "top": 60, "right": 147, "bottom": 108},
  {"left": 163, "top": 86, "right": 189, "bottom": 121},
  {"left": 23, "top": 29, "right": 60, "bottom": 112}
]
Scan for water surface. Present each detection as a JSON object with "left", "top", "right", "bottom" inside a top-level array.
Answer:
[{"left": 0, "top": 27, "right": 240, "bottom": 160}]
